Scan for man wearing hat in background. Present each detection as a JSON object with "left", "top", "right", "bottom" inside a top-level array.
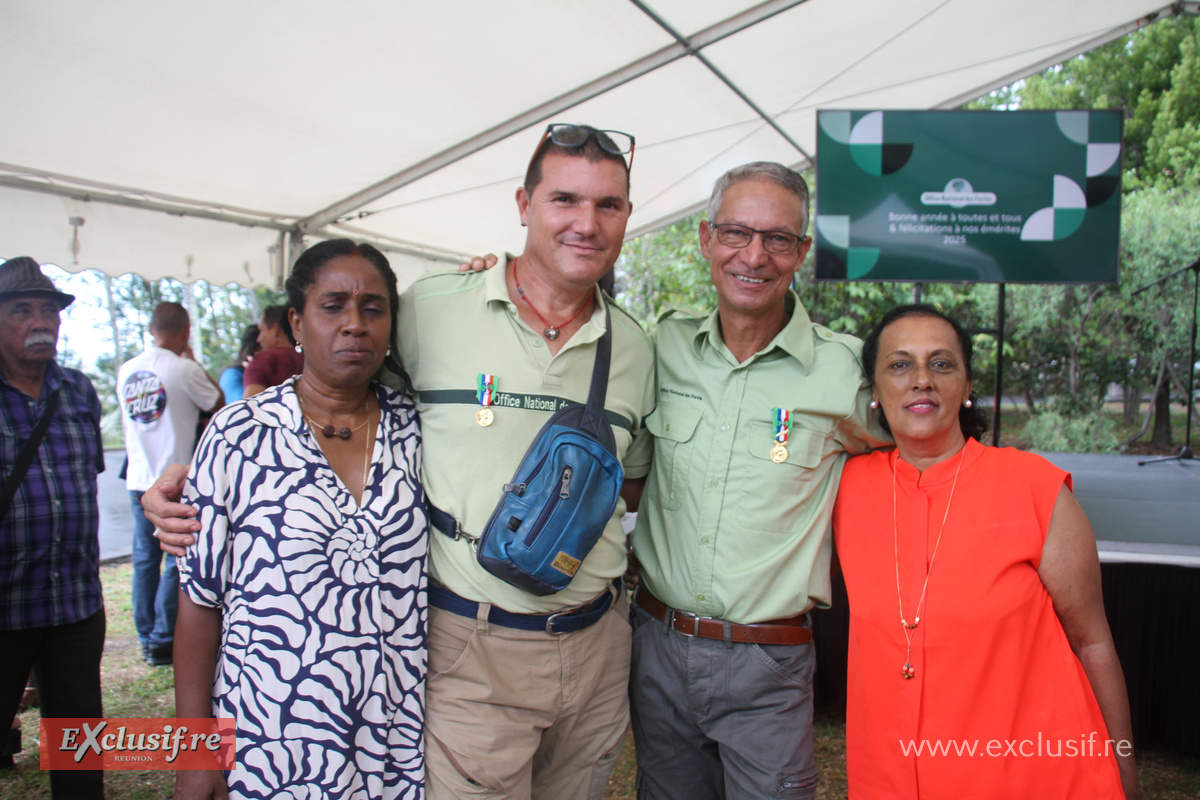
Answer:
[{"left": 0, "top": 257, "right": 106, "bottom": 798}]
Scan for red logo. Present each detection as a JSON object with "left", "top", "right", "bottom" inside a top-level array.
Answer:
[{"left": 39, "top": 718, "right": 236, "bottom": 770}]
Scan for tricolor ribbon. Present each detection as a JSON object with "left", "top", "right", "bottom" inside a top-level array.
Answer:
[
  {"left": 772, "top": 407, "right": 791, "bottom": 445},
  {"left": 477, "top": 374, "right": 495, "bottom": 407}
]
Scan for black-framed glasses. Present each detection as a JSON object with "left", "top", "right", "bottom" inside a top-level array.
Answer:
[
  {"left": 710, "top": 223, "right": 808, "bottom": 255},
  {"left": 528, "top": 123, "right": 636, "bottom": 173}
]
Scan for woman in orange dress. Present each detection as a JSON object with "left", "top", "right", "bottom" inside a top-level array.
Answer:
[{"left": 832, "top": 305, "right": 1137, "bottom": 799}]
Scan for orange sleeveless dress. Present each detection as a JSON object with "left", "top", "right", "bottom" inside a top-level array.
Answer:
[{"left": 832, "top": 439, "right": 1124, "bottom": 799}]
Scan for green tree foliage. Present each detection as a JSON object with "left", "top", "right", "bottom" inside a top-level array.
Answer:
[
  {"left": 969, "top": 15, "right": 1200, "bottom": 190},
  {"left": 616, "top": 214, "right": 713, "bottom": 331}
]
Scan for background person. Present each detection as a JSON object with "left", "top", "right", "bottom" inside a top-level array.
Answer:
[
  {"left": 118, "top": 301, "right": 223, "bottom": 666},
  {"left": 173, "top": 239, "right": 426, "bottom": 799},
  {"left": 217, "top": 323, "right": 259, "bottom": 403},
  {"left": 0, "top": 256, "right": 105, "bottom": 799},
  {"left": 833, "top": 304, "right": 1136, "bottom": 799},
  {"left": 242, "top": 304, "right": 303, "bottom": 396}
]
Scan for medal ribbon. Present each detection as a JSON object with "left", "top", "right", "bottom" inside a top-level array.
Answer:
[
  {"left": 772, "top": 408, "right": 791, "bottom": 445},
  {"left": 477, "top": 374, "right": 495, "bottom": 407}
]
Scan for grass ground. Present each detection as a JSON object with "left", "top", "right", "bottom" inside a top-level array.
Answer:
[{"left": 4, "top": 560, "right": 1199, "bottom": 799}]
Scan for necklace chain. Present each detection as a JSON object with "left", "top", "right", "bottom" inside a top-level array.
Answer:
[
  {"left": 297, "top": 390, "right": 369, "bottom": 440},
  {"left": 893, "top": 444, "right": 967, "bottom": 680},
  {"left": 296, "top": 383, "right": 375, "bottom": 501},
  {"left": 513, "top": 258, "right": 592, "bottom": 341}
]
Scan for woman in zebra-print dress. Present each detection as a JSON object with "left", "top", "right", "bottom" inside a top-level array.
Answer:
[{"left": 174, "top": 240, "right": 427, "bottom": 800}]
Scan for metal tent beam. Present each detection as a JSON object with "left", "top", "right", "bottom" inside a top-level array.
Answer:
[
  {"left": 936, "top": 4, "right": 1180, "bottom": 109},
  {"left": 295, "top": 0, "right": 808, "bottom": 234},
  {"left": 627, "top": 0, "right": 813, "bottom": 162}
]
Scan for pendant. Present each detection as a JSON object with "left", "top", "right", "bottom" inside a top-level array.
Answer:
[
  {"left": 770, "top": 443, "right": 788, "bottom": 463},
  {"left": 476, "top": 407, "right": 494, "bottom": 427},
  {"left": 902, "top": 662, "right": 915, "bottom": 680},
  {"left": 545, "top": 327, "right": 560, "bottom": 341}
]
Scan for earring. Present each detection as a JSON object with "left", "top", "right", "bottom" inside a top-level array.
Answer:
[
  {"left": 964, "top": 398, "right": 972, "bottom": 408},
  {"left": 869, "top": 399, "right": 879, "bottom": 409},
  {"left": 520, "top": 221, "right": 528, "bottom": 227},
  {"left": 295, "top": 343, "right": 303, "bottom": 354}
]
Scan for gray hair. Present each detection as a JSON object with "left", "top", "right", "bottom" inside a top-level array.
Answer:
[{"left": 706, "top": 162, "right": 811, "bottom": 237}]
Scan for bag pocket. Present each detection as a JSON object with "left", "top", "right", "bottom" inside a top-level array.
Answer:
[{"left": 477, "top": 425, "right": 624, "bottom": 595}]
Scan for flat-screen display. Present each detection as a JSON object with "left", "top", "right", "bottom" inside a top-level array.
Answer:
[{"left": 814, "top": 110, "right": 1122, "bottom": 284}]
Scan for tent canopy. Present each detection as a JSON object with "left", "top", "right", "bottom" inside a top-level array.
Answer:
[{"left": 1, "top": 0, "right": 1182, "bottom": 289}]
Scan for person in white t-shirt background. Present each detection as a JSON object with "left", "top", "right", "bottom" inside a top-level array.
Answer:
[{"left": 118, "top": 302, "right": 223, "bottom": 666}]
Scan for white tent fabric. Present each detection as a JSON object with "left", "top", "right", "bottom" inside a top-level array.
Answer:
[{"left": 0, "top": 0, "right": 1182, "bottom": 288}]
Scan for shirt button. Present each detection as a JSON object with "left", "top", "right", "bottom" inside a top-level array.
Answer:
[
  {"left": 665, "top": 423, "right": 670, "bottom": 432},
  {"left": 721, "top": 424, "right": 730, "bottom": 431},
  {"left": 533, "top": 339, "right": 543, "bottom": 347},
  {"left": 696, "top": 594, "right": 705, "bottom": 601},
  {"left": 700, "top": 537, "right": 709, "bottom": 544},
  {"left": 709, "top": 479, "right": 719, "bottom": 487}
]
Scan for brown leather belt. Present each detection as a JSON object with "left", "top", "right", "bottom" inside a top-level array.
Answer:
[{"left": 634, "top": 586, "right": 812, "bottom": 646}]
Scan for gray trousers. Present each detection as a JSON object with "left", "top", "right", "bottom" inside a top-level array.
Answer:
[{"left": 629, "top": 604, "right": 818, "bottom": 800}]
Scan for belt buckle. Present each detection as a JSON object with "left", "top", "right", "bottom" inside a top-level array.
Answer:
[
  {"left": 545, "top": 610, "right": 569, "bottom": 635},
  {"left": 668, "top": 609, "right": 704, "bottom": 637}
]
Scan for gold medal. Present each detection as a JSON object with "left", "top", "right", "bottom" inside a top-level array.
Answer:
[
  {"left": 770, "top": 443, "right": 788, "bottom": 463},
  {"left": 476, "top": 407, "right": 494, "bottom": 427}
]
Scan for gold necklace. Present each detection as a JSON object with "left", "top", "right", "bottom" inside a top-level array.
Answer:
[
  {"left": 297, "top": 389, "right": 370, "bottom": 440},
  {"left": 893, "top": 444, "right": 967, "bottom": 680},
  {"left": 360, "top": 403, "right": 375, "bottom": 496}
]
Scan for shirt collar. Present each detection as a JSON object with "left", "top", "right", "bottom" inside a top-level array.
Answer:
[{"left": 691, "top": 290, "right": 817, "bottom": 368}]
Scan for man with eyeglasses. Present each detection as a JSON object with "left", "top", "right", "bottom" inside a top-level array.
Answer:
[
  {"left": 144, "top": 123, "right": 655, "bottom": 800},
  {"left": 625, "top": 162, "right": 888, "bottom": 800}
]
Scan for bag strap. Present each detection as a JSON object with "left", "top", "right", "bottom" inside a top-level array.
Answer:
[
  {"left": 0, "top": 389, "right": 60, "bottom": 526},
  {"left": 429, "top": 305, "right": 615, "bottom": 543},
  {"left": 579, "top": 306, "right": 612, "bottom": 440}
]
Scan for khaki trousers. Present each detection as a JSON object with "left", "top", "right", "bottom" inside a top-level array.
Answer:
[{"left": 425, "top": 591, "right": 631, "bottom": 800}]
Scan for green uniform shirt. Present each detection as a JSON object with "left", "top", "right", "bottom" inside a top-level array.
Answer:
[
  {"left": 633, "top": 291, "right": 889, "bottom": 624},
  {"left": 396, "top": 261, "right": 655, "bottom": 614}
]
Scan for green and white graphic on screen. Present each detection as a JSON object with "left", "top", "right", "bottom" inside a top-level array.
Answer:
[{"left": 815, "top": 110, "right": 1122, "bottom": 284}]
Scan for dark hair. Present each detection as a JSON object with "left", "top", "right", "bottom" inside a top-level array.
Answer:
[
  {"left": 149, "top": 301, "right": 189, "bottom": 337},
  {"left": 280, "top": 239, "right": 399, "bottom": 348},
  {"left": 523, "top": 125, "right": 630, "bottom": 196},
  {"left": 236, "top": 324, "right": 259, "bottom": 362},
  {"left": 260, "top": 304, "right": 287, "bottom": 331},
  {"left": 861, "top": 304, "right": 989, "bottom": 443}
]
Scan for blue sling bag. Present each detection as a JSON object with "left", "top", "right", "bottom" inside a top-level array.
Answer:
[{"left": 430, "top": 308, "right": 624, "bottom": 596}]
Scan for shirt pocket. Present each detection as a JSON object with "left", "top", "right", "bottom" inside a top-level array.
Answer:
[
  {"left": 644, "top": 405, "right": 703, "bottom": 511},
  {"left": 736, "top": 421, "right": 827, "bottom": 533}
]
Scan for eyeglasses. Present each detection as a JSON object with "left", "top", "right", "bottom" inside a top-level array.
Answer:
[
  {"left": 528, "top": 123, "right": 636, "bottom": 174},
  {"left": 710, "top": 223, "right": 808, "bottom": 255}
]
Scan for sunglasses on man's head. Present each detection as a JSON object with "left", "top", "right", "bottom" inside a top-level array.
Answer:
[{"left": 528, "top": 123, "right": 636, "bottom": 174}]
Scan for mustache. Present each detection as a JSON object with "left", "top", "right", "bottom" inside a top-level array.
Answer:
[{"left": 25, "top": 333, "right": 58, "bottom": 348}]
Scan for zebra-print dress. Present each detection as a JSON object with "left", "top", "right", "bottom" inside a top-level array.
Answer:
[{"left": 180, "top": 378, "right": 427, "bottom": 799}]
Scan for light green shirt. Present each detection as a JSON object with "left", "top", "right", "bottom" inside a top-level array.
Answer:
[
  {"left": 633, "top": 292, "right": 889, "bottom": 624},
  {"left": 396, "top": 260, "right": 655, "bottom": 614}
]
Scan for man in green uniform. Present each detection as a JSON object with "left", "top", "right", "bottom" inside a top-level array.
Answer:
[{"left": 627, "top": 162, "right": 888, "bottom": 800}]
